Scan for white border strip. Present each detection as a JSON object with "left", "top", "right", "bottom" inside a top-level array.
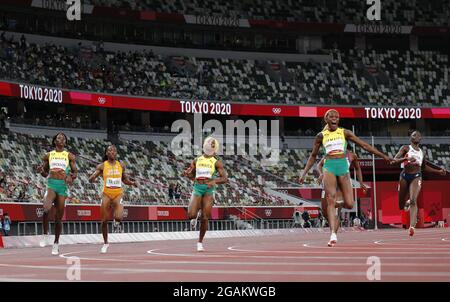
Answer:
[{"left": 2, "top": 228, "right": 365, "bottom": 249}]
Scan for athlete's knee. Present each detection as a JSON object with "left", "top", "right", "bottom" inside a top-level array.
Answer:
[
  {"left": 43, "top": 203, "right": 52, "bottom": 213},
  {"left": 343, "top": 200, "right": 354, "bottom": 209},
  {"left": 201, "top": 211, "right": 212, "bottom": 220},
  {"left": 188, "top": 210, "right": 198, "bottom": 219},
  {"left": 409, "top": 198, "right": 417, "bottom": 205},
  {"left": 326, "top": 193, "right": 336, "bottom": 204},
  {"left": 54, "top": 211, "right": 64, "bottom": 220}
]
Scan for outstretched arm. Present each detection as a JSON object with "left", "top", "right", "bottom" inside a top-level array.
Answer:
[
  {"left": 121, "top": 163, "right": 139, "bottom": 187},
  {"left": 300, "top": 133, "right": 323, "bottom": 184},
  {"left": 390, "top": 145, "right": 409, "bottom": 165},
  {"left": 88, "top": 163, "right": 104, "bottom": 183},
  {"left": 345, "top": 130, "right": 391, "bottom": 161},
  {"left": 422, "top": 154, "right": 447, "bottom": 176}
]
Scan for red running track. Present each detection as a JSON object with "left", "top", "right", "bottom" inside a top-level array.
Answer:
[{"left": 0, "top": 228, "right": 449, "bottom": 282}]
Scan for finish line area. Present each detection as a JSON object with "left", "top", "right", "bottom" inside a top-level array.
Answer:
[{"left": 0, "top": 228, "right": 449, "bottom": 282}]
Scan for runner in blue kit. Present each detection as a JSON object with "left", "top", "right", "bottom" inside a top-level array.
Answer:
[{"left": 391, "top": 131, "right": 446, "bottom": 236}]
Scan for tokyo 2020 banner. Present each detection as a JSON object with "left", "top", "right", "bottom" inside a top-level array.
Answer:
[
  {"left": 1, "top": 80, "right": 450, "bottom": 118},
  {"left": 0, "top": 202, "right": 303, "bottom": 221}
]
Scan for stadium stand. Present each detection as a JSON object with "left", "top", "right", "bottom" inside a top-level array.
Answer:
[
  {"left": 84, "top": 0, "right": 450, "bottom": 26},
  {"left": 0, "top": 132, "right": 294, "bottom": 206},
  {"left": 1, "top": 131, "right": 449, "bottom": 206},
  {"left": 1, "top": 38, "right": 449, "bottom": 106}
]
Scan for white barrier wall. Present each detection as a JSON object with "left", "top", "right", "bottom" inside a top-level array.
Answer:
[{"left": 2, "top": 228, "right": 367, "bottom": 249}]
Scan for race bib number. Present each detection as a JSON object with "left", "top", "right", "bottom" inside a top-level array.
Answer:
[
  {"left": 50, "top": 159, "right": 68, "bottom": 170},
  {"left": 106, "top": 178, "right": 122, "bottom": 188},
  {"left": 324, "top": 139, "right": 345, "bottom": 154},
  {"left": 196, "top": 168, "right": 212, "bottom": 179}
]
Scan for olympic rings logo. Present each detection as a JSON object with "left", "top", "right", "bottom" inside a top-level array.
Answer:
[
  {"left": 272, "top": 108, "right": 282, "bottom": 114},
  {"left": 36, "top": 208, "right": 44, "bottom": 218}
]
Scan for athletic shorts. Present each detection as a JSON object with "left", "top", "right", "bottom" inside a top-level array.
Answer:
[
  {"left": 47, "top": 178, "right": 68, "bottom": 197},
  {"left": 103, "top": 189, "right": 124, "bottom": 202},
  {"left": 400, "top": 172, "right": 422, "bottom": 185},
  {"left": 193, "top": 183, "right": 216, "bottom": 197},
  {"left": 323, "top": 157, "right": 350, "bottom": 177}
]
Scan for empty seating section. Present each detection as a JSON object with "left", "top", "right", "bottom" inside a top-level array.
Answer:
[
  {"left": 0, "top": 133, "right": 292, "bottom": 206},
  {"left": 2, "top": 132, "right": 449, "bottom": 206},
  {"left": 1, "top": 39, "right": 449, "bottom": 106},
  {"left": 0, "top": 42, "right": 450, "bottom": 106}
]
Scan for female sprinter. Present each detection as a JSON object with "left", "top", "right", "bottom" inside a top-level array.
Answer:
[
  {"left": 183, "top": 137, "right": 228, "bottom": 252},
  {"left": 37, "top": 133, "right": 77, "bottom": 255},
  {"left": 299, "top": 109, "right": 392, "bottom": 247},
  {"left": 391, "top": 131, "right": 446, "bottom": 236},
  {"left": 89, "top": 145, "right": 139, "bottom": 253},
  {"left": 316, "top": 144, "right": 367, "bottom": 233}
]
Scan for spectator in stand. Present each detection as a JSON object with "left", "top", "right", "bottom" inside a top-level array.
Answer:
[
  {"left": 174, "top": 184, "right": 181, "bottom": 200},
  {"left": 20, "top": 34, "right": 26, "bottom": 49},
  {"left": 17, "top": 184, "right": 26, "bottom": 202},
  {"left": 0, "top": 171, "right": 6, "bottom": 188},
  {"left": 168, "top": 183, "right": 174, "bottom": 201},
  {"left": 2, "top": 212, "right": 11, "bottom": 236}
]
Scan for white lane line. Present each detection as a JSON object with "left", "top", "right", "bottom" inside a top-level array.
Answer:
[
  {"left": 228, "top": 246, "right": 450, "bottom": 255},
  {"left": 53, "top": 248, "right": 442, "bottom": 261},
  {"left": 56, "top": 250, "right": 450, "bottom": 267},
  {"left": 0, "top": 277, "right": 74, "bottom": 282},
  {"left": 1, "top": 262, "right": 450, "bottom": 277},
  {"left": 374, "top": 236, "right": 450, "bottom": 244}
]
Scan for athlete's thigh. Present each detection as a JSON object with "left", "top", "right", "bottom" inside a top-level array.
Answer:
[
  {"left": 201, "top": 194, "right": 214, "bottom": 219},
  {"left": 188, "top": 194, "right": 203, "bottom": 217},
  {"left": 398, "top": 178, "right": 409, "bottom": 209},
  {"left": 43, "top": 188, "right": 56, "bottom": 212},
  {"left": 111, "top": 193, "right": 124, "bottom": 219},
  {"left": 337, "top": 173, "right": 353, "bottom": 207},
  {"left": 409, "top": 177, "right": 422, "bottom": 203},
  {"left": 53, "top": 194, "right": 66, "bottom": 219},
  {"left": 323, "top": 172, "right": 337, "bottom": 201},
  {"left": 100, "top": 194, "right": 112, "bottom": 221}
]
